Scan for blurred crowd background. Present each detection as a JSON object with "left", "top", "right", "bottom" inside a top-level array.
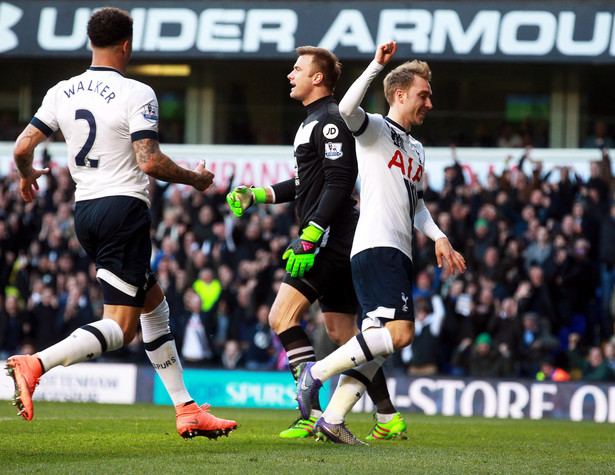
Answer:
[{"left": 1, "top": 144, "right": 615, "bottom": 383}]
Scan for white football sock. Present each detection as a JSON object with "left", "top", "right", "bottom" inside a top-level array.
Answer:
[
  {"left": 141, "top": 298, "right": 191, "bottom": 406},
  {"left": 322, "top": 357, "right": 385, "bottom": 424},
  {"left": 37, "top": 319, "right": 124, "bottom": 370},
  {"left": 312, "top": 328, "right": 394, "bottom": 382},
  {"left": 322, "top": 375, "right": 365, "bottom": 424}
]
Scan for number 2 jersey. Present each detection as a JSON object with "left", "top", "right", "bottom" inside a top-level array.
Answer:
[{"left": 31, "top": 66, "right": 158, "bottom": 206}]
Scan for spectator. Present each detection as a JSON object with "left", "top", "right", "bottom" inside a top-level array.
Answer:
[
  {"left": 499, "top": 237, "right": 525, "bottom": 296},
  {"left": 192, "top": 204, "right": 217, "bottom": 246},
  {"left": 233, "top": 221, "right": 267, "bottom": 264},
  {"left": 243, "top": 303, "right": 278, "bottom": 370},
  {"left": 582, "top": 120, "right": 614, "bottom": 149},
  {"left": 553, "top": 238, "right": 597, "bottom": 336},
  {"left": 439, "top": 160, "right": 466, "bottom": 211},
  {"left": 516, "top": 266, "right": 558, "bottom": 332},
  {"left": 29, "top": 285, "right": 59, "bottom": 351},
  {"left": 535, "top": 357, "right": 571, "bottom": 382},
  {"left": 227, "top": 280, "right": 257, "bottom": 341},
  {"left": 154, "top": 207, "right": 182, "bottom": 247},
  {"left": 202, "top": 220, "right": 235, "bottom": 269},
  {"left": 412, "top": 231, "right": 437, "bottom": 275},
  {"left": 570, "top": 200, "right": 598, "bottom": 248},
  {"left": 568, "top": 345, "right": 614, "bottom": 382},
  {"left": 517, "top": 312, "right": 560, "bottom": 377},
  {"left": 451, "top": 332, "right": 514, "bottom": 378},
  {"left": 0, "top": 294, "right": 32, "bottom": 358},
  {"left": 449, "top": 201, "right": 471, "bottom": 245},
  {"left": 55, "top": 276, "right": 94, "bottom": 339},
  {"left": 404, "top": 297, "right": 443, "bottom": 375},
  {"left": 487, "top": 296, "right": 522, "bottom": 359},
  {"left": 472, "top": 283, "right": 497, "bottom": 336},
  {"left": 192, "top": 267, "right": 222, "bottom": 313},
  {"left": 438, "top": 278, "right": 467, "bottom": 371},
  {"left": 436, "top": 211, "right": 463, "bottom": 252},
  {"left": 211, "top": 298, "right": 231, "bottom": 358},
  {"left": 151, "top": 235, "right": 179, "bottom": 274},
  {"left": 552, "top": 166, "right": 581, "bottom": 214},
  {"left": 479, "top": 246, "right": 505, "bottom": 287},
  {"left": 173, "top": 288, "right": 217, "bottom": 367},
  {"left": 524, "top": 226, "right": 553, "bottom": 271},
  {"left": 468, "top": 218, "right": 496, "bottom": 267},
  {"left": 603, "top": 337, "right": 615, "bottom": 373},
  {"left": 221, "top": 339, "right": 245, "bottom": 369},
  {"left": 496, "top": 123, "right": 523, "bottom": 148},
  {"left": 598, "top": 202, "right": 615, "bottom": 339}
]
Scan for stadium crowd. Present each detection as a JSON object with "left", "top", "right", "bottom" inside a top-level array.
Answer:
[{"left": 1, "top": 145, "right": 615, "bottom": 382}]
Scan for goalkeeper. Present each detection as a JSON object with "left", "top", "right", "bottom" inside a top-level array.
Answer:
[{"left": 227, "top": 46, "right": 406, "bottom": 441}]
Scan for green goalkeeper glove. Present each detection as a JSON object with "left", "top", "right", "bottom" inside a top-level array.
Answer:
[
  {"left": 282, "top": 223, "right": 324, "bottom": 278},
  {"left": 226, "top": 186, "right": 267, "bottom": 217}
]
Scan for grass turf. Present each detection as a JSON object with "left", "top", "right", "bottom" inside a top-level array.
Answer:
[{"left": 0, "top": 401, "right": 613, "bottom": 474}]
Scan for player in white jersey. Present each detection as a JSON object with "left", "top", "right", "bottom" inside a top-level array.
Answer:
[
  {"left": 6, "top": 7, "right": 236, "bottom": 440},
  {"left": 295, "top": 41, "right": 466, "bottom": 444}
]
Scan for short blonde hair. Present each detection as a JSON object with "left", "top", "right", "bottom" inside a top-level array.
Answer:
[{"left": 383, "top": 60, "right": 431, "bottom": 106}]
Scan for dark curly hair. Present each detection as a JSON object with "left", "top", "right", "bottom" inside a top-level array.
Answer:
[{"left": 87, "top": 7, "right": 133, "bottom": 48}]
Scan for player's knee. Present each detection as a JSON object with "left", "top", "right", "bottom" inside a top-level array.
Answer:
[
  {"left": 121, "top": 324, "right": 138, "bottom": 345},
  {"left": 268, "top": 313, "right": 280, "bottom": 333},
  {"left": 325, "top": 324, "right": 357, "bottom": 345},
  {"left": 389, "top": 322, "right": 415, "bottom": 350},
  {"left": 394, "top": 331, "right": 414, "bottom": 350},
  {"left": 325, "top": 326, "right": 345, "bottom": 346},
  {"left": 268, "top": 300, "right": 302, "bottom": 333},
  {"left": 324, "top": 313, "right": 358, "bottom": 345},
  {"left": 269, "top": 309, "right": 290, "bottom": 333},
  {"left": 105, "top": 315, "right": 139, "bottom": 345}
]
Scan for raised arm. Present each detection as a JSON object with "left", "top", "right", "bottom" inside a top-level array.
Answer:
[
  {"left": 133, "top": 137, "right": 213, "bottom": 192},
  {"left": 339, "top": 41, "right": 398, "bottom": 132}
]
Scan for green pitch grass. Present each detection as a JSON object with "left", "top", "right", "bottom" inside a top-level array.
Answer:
[{"left": 0, "top": 402, "right": 613, "bottom": 474}]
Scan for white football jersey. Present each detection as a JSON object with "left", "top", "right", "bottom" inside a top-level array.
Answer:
[
  {"left": 33, "top": 66, "right": 158, "bottom": 205},
  {"left": 351, "top": 113, "right": 426, "bottom": 260}
]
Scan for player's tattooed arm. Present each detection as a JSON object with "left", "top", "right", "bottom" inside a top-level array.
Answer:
[
  {"left": 133, "top": 137, "right": 214, "bottom": 191},
  {"left": 13, "top": 123, "right": 49, "bottom": 203},
  {"left": 14, "top": 124, "right": 46, "bottom": 178}
]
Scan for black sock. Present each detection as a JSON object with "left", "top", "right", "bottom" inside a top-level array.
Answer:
[
  {"left": 366, "top": 367, "right": 396, "bottom": 415},
  {"left": 278, "top": 326, "right": 321, "bottom": 412}
]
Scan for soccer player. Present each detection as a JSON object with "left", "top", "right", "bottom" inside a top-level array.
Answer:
[
  {"left": 6, "top": 7, "right": 236, "bottom": 440},
  {"left": 295, "top": 41, "right": 466, "bottom": 445},
  {"left": 227, "top": 46, "right": 406, "bottom": 440}
]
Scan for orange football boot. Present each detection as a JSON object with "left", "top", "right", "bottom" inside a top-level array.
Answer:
[
  {"left": 176, "top": 402, "right": 237, "bottom": 439},
  {"left": 5, "top": 355, "right": 44, "bottom": 421}
]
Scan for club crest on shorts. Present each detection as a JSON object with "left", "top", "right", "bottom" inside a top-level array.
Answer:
[
  {"left": 401, "top": 292, "right": 409, "bottom": 312},
  {"left": 324, "top": 142, "right": 343, "bottom": 160}
]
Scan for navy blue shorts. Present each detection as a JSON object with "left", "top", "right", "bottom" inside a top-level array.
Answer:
[
  {"left": 351, "top": 247, "right": 415, "bottom": 323},
  {"left": 283, "top": 244, "right": 358, "bottom": 315},
  {"left": 74, "top": 196, "right": 156, "bottom": 306}
]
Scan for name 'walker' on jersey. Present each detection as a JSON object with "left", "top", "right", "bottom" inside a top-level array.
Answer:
[{"left": 32, "top": 66, "right": 159, "bottom": 205}]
